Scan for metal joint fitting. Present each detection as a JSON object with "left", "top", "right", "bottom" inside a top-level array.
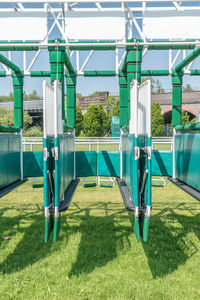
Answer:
[
  {"left": 134, "top": 146, "right": 140, "bottom": 160},
  {"left": 43, "top": 147, "right": 48, "bottom": 161},
  {"left": 147, "top": 146, "right": 152, "bottom": 160}
]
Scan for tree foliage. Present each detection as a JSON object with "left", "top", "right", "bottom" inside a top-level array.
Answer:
[
  {"left": 142, "top": 78, "right": 165, "bottom": 94},
  {"left": 83, "top": 104, "right": 109, "bottom": 137},
  {"left": 183, "top": 84, "right": 194, "bottom": 92},
  {"left": 75, "top": 106, "right": 83, "bottom": 136},
  {"left": 151, "top": 102, "right": 164, "bottom": 136},
  {"left": 181, "top": 110, "right": 190, "bottom": 125},
  {"left": 0, "top": 107, "right": 32, "bottom": 130},
  {"left": 112, "top": 99, "right": 119, "bottom": 117}
]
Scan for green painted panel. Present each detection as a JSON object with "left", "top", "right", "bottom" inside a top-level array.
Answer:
[
  {"left": 0, "top": 134, "right": 20, "bottom": 190},
  {"left": 152, "top": 151, "right": 172, "bottom": 176},
  {"left": 175, "top": 133, "right": 200, "bottom": 192},
  {"left": 76, "top": 151, "right": 97, "bottom": 177},
  {"left": 55, "top": 134, "right": 74, "bottom": 204},
  {"left": 23, "top": 151, "right": 43, "bottom": 177},
  {"left": 98, "top": 151, "right": 120, "bottom": 177}
]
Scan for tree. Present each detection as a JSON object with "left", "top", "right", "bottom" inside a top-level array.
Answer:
[
  {"left": 170, "top": 110, "right": 190, "bottom": 134},
  {"left": 75, "top": 106, "right": 83, "bottom": 136},
  {"left": 183, "top": 84, "right": 194, "bottom": 92},
  {"left": 27, "top": 90, "right": 41, "bottom": 100},
  {"left": 151, "top": 102, "right": 164, "bottom": 136},
  {"left": 112, "top": 99, "right": 119, "bottom": 117},
  {"left": 181, "top": 110, "right": 190, "bottom": 125},
  {"left": 88, "top": 91, "right": 100, "bottom": 97},
  {"left": 142, "top": 78, "right": 165, "bottom": 94},
  {"left": 76, "top": 93, "right": 83, "bottom": 98},
  {"left": 83, "top": 104, "right": 110, "bottom": 137},
  {"left": 0, "top": 107, "right": 32, "bottom": 130}
]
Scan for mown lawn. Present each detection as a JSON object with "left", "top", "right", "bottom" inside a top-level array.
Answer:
[{"left": 1, "top": 178, "right": 200, "bottom": 299}]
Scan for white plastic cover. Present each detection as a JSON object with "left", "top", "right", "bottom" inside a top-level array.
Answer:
[
  {"left": 54, "top": 80, "right": 63, "bottom": 137},
  {"left": 43, "top": 80, "right": 63, "bottom": 137},
  {"left": 129, "top": 80, "right": 151, "bottom": 137},
  {"left": 143, "top": 11, "right": 200, "bottom": 39},
  {"left": 0, "top": 12, "right": 47, "bottom": 41},
  {"left": 65, "top": 12, "right": 125, "bottom": 40}
]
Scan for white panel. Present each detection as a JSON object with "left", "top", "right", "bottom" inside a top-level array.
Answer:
[
  {"left": 0, "top": 12, "right": 47, "bottom": 41},
  {"left": 65, "top": 12, "right": 125, "bottom": 40},
  {"left": 54, "top": 80, "right": 63, "bottom": 137},
  {"left": 43, "top": 81, "right": 55, "bottom": 137},
  {"left": 137, "top": 80, "right": 151, "bottom": 137},
  {"left": 143, "top": 11, "right": 200, "bottom": 39},
  {"left": 129, "top": 80, "right": 138, "bottom": 135}
]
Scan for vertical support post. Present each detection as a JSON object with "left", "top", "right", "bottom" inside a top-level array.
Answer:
[
  {"left": 119, "top": 70, "right": 128, "bottom": 128},
  {"left": 172, "top": 70, "right": 183, "bottom": 127},
  {"left": 126, "top": 41, "right": 142, "bottom": 119},
  {"left": 73, "top": 128, "right": 76, "bottom": 179},
  {"left": 66, "top": 70, "right": 77, "bottom": 128},
  {"left": 12, "top": 71, "right": 24, "bottom": 129},
  {"left": 172, "top": 70, "right": 182, "bottom": 180},
  {"left": 173, "top": 128, "right": 176, "bottom": 179},
  {"left": 20, "top": 129, "right": 23, "bottom": 180},
  {"left": 48, "top": 40, "right": 65, "bottom": 120}
]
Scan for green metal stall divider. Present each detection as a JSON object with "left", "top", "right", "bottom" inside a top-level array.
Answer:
[
  {"left": 98, "top": 151, "right": 120, "bottom": 177},
  {"left": 23, "top": 151, "right": 43, "bottom": 177},
  {"left": 175, "top": 132, "right": 200, "bottom": 192},
  {"left": 0, "top": 134, "right": 21, "bottom": 190},
  {"left": 119, "top": 79, "right": 152, "bottom": 242},
  {"left": 43, "top": 80, "right": 78, "bottom": 243},
  {"left": 76, "top": 151, "right": 97, "bottom": 177}
]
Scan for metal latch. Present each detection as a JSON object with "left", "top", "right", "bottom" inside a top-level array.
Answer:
[
  {"left": 134, "top": 146, "right": 140, "bottom": 160},
  {"left": 43, "top": 147, "right": 48, "bottom": 161},
  {"left": 147, "top": 146, "right": 152, "bottom": 160},
  {"left": 52, "top": 147, "right": 59, "bottom": 160}
]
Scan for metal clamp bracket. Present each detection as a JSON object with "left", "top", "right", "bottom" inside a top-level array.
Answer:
[
  {"left": 43, "top": 147, "right": 49, "bottom": 161},
  {"left": 147, "top": 146, "right": 152, "bottom": 160},
  {"left": 52, "top": 147, "right": 59, "bottom": 160},
  {"left": 134, "top": 146, "right": 140, "bottom": 160}
]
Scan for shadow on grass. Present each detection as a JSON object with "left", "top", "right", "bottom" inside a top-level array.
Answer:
[
  {"left": 142, "top": 207, "right": 200, "bottom": 278},
  {"left": 64, "top": 205, "right": 132, "bottom": 278},
  {"left": 0, "top": 208, "right": 63, "bottom": 275}
]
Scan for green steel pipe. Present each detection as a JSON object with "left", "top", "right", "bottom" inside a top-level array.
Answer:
[
  {"left": 66, "top": 73, "right": 76, "bottom": 128},
  {"left": 141, "top": 70, "right": 169, "bottom": 76},
  {"left": 175, "top": 123, "right": 200, "bottom": 131},
  {"left": 30, "top": 71, "right": 51, "bottom": 77},
  {"left": 0, "top": 125, "right": 20, "bottom": 133},
  {"left": 172, "top": 70, "right": 183, "bottom": 127},
  {"left": 175, "top": 48, "right": 200, "bottom": 72},
  {"left": 64, "top": 52, "right": 75, "bottom": 74},
  {"left": 0, "top": 53, "right": 21, "bottom": 73},
  {"left": 49, "top": 44, "right": 65, "bottom": 120},
  {"left": 0, "top": 71, "right": 6, "bottom": 77},
  {"left": 84, "top": 70, "right": 116, "bottom": 77},
  {"left": 190, "top": 70, "right": 200, "bottom": 76},
  {"left": 119, "top": 70, "right": 128, "bottom": 128},
  {"left": 12, "top": 73, "right": 24, "bottom": 129}
]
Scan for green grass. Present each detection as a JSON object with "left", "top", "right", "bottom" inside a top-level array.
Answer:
[{"left": 1, "top": 178, "right": 200, "bottom": 299}]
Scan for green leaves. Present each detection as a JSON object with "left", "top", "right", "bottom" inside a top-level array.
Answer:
[
  {"left": 151, "top": 103, "right": 164, "bottom": 136},
  {"left": 83, "top": 104, "right": 110, "bottom": 137},
  {"left": 75, "top": 106, "right": 83, "bottom": 136}
]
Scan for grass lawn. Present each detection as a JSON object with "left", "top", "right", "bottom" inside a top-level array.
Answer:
[{"left": 1, "top": 178, "right": 200, "bottom": 299}]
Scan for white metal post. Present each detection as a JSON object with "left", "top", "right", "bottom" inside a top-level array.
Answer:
[
  {"left": 173, "top": 127, "right": 176, "bottom": 179},
  {"left": 20, "top": 129, "right": 23, "bottom": 180}
]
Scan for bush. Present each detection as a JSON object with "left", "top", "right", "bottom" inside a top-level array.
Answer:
[
  {"left": 0, "top": 107, "right": 32, "bottom": 130},
  {"left": 151, "top": 102, "right": 164, "bottom": 136},
  {"left": 76, "top": 106, "right": 83, "bottom": 136},
  {"left": 23, "top": 126, "right": 43, "bottom": 137},
  {"left": 83, "top": 104, "right": 110, "bottom": 137}
]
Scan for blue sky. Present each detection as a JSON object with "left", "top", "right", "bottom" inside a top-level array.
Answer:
[{"left": 0, "top": 2, "right": 200, "bottom": 97}]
